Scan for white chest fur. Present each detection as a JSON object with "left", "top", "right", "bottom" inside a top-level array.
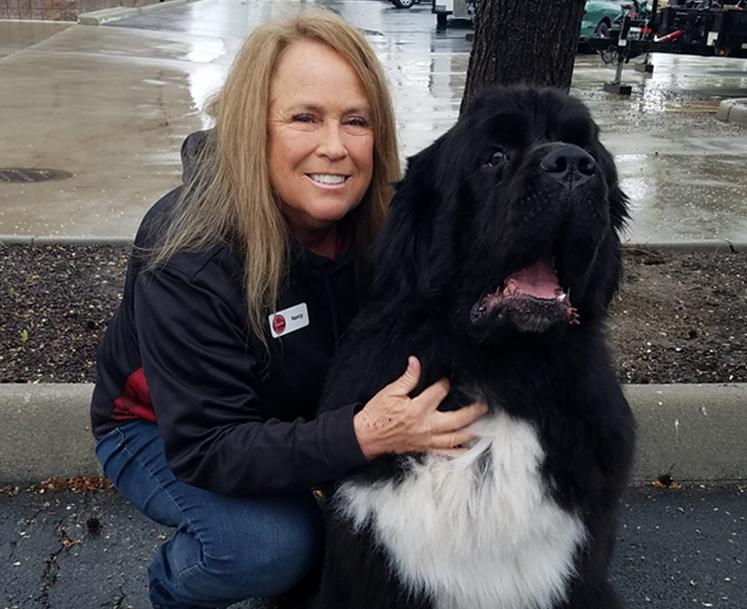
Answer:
[{"left": 335, "top": 412, "right": 586, "bottom": 609}]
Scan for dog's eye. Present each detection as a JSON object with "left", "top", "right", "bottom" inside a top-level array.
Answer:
[{"left": 487, "top": 149, "right": 508, "bottom": 167}]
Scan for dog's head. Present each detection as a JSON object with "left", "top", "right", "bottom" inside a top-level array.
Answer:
[{"left": 373, "top": 86, "right": 628, "bottom": 343}]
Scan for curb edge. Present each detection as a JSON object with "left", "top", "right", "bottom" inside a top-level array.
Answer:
[
  {"left": 78, "top": 0, "right": 187, "bottom": 26},
  {"left": 3, "top": 236, "right": 746, "bottom": 251}
]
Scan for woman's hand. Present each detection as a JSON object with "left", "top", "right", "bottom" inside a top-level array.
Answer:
[{"left": 353, "top": 356, "right": 488, "bottom": 460}]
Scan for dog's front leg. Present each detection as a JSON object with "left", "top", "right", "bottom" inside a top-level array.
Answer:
[{"left": 305, "top": 501, "right": 431, "bottom": 609}]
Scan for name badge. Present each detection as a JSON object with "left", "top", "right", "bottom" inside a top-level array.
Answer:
[{"left": 269, "top": 303, "right": 309, "bottom": 338}]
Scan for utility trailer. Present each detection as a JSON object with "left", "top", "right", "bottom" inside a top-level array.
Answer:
[
  {"left": 587, "top": 1, "right": 747, "bottom": 94},
  {"left": 588, "top": 1, "right": 747, "bottom": 60}
]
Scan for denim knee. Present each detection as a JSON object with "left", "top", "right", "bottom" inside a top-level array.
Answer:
[{"left": 157, "top": 496, "right": 322, "bottom": 603}]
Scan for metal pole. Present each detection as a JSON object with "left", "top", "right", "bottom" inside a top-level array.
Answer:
[{"left": 603, "top": 12, "right": 633, "bottom": 95}]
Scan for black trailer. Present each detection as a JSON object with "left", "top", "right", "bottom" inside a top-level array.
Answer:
[
  {"left": 587, "top": 1, "right": 747, "bottom": 94},
  {"left": 589, "top": 1, "right": 747, "bottom": 60}
]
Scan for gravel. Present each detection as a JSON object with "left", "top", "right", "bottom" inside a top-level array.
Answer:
[{"left": 1, "top": 243, "right": 745, "bottom": 385}]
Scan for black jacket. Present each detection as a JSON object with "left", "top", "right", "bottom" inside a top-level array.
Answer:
[{"left": 91, "top": 135, "right": 368, "bottom": 496}]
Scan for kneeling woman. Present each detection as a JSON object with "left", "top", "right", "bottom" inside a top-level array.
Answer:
[{"left": 91, "top": 11, "right": 486, "bottom": 609}]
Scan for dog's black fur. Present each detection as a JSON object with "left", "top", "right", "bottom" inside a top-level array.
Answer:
[{"left": 304, "top": 86, "right": 635, "bottom": 609}]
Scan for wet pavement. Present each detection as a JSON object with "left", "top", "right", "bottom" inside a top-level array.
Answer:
[
  {"left": 0, "top": 483, "right": 744, "bottom": 609},
  {"left": 0, "top": 0, "right": 746, "bottom": 241}
]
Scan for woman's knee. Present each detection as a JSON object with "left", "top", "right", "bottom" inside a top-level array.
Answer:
[
  {"left": 183, "top": 496, "right": 322, "bottom": 599},
  {"left": 234, "top": 499, "right": 321, "bottom": 595},
  {"left": 176, "top": 536, "right": 319, "bottom": 601}
]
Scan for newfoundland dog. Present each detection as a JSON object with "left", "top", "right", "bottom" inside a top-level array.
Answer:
[{"left": 307, "top": 86, "right": 635, "bottom": 609}]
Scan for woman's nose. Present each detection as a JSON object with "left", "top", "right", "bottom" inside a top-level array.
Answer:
[{"left": 317, "top": 122, "right": 347, "bottom": 160}]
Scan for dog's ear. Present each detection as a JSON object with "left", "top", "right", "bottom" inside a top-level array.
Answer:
[
  {"left": 370, "top": 137, "right": 457, "bottom": 304},
  {"left": 588, "top": 147, "right": 630, "bottom": 311},
  {"left": 590, "top": 229, "right": 625, "bottom": 314},
  {"left": 602, "top": 144, "right": 630, "bottom": 304},
  {"left": 596, "top": 142, "right": 630, "bottom": 234}
]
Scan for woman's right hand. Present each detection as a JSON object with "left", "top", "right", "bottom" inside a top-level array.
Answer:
[{"left": 353, "top": 356, "right": 488, "bottom": 460}]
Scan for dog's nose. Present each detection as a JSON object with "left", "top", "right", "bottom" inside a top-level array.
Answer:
[{"left": 540, "top": 145, "right": 596, "bottom": 189}]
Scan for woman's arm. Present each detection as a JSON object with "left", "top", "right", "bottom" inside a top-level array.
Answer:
[{"left": 134, "top": 254, "right": 368, "bottom": 496}]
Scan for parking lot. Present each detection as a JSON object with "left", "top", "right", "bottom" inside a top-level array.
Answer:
[{"left": 1, "top": 0, "right": 746, "bottom": 242}]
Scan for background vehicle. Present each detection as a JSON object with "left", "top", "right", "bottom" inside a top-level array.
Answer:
[
  {"left": 580, "top": 0, "right": 647, "bottom": 40},
  {"left": 391, "top": 0, "right": 423, "bottom": 8},
  {"left": 428, "top": 0, "right": 647, "bottom": 38}
]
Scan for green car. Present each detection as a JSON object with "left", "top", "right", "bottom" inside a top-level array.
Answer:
[
  {"left": 580, "top": 0, "right": 626, "bottom": 40},
  {"left": 580, "top": 0, "right": 648, "bottom": 41}
]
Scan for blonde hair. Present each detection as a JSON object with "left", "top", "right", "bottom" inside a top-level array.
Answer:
[{"left": 149, "top": 10, "right": 399, "bottom": 348}]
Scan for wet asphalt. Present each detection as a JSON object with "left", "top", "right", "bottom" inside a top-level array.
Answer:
[
  {"left": 0, "top": 0, "right": 745, "bottom": 240},
  {"left": 1, "top": 484, "right": 744, "bottom": 609}
]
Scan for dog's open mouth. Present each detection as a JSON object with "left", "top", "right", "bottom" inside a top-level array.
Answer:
[{"left": 470, "top": 258, "right": 580, "bottom": 333}]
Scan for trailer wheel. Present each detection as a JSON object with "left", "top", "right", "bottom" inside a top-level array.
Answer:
[{"left": 593, "top": 20, "right": 611, "bottom": 39}]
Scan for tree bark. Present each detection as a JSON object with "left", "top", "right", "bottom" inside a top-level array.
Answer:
[{"left": 461, "top": 0, "right": 587, "bottom": 114}]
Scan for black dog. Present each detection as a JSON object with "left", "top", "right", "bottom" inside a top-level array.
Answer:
[{"left": 307, "top": 86, "right": 635, "bottom": 609}]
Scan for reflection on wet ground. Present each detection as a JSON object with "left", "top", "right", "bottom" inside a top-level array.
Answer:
[
  {"left": 0, "top": 0, "right": 745, "bottom": 241},
  {"left": 0, "top": 20, "right": 72, "bottom": 59},
  {"left": 619, "top": 154, "right": 747, "bottom": 240}
]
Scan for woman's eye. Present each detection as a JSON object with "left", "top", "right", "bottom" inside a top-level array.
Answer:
[
  {"left": 292, "top": 114, "right": 315, "bottom": 124},
  {"left": 348, "top": 117, "right": 368, "bottom": 127},
  {"left": 487, "top": 148, "right": 508, "bottom": 166}
]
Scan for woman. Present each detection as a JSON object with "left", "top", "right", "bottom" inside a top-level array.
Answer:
[{"left": 91, "top": 11, "right": 486, "bottom": 609}]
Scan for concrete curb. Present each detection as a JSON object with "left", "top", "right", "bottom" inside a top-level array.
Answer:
[
  {"left": 1, "top": 384, "right": 99, "bottom": 483},
  {"left": 626, "top": 383, "right": 747, "bottom": 483},
  {"left": 0, "top": 383, "right": 745, "bottom": 484},
  {"left": 3, "top": 236, "right": 745, "bottom": 251},
  {"left": 621, "top": 239, "right": 745, "bottom": 253},
  {"left": 717, "top": 98, "right": 747, "bottom": 126},
  {"left": 0, "top": 235, "right": 134, "bottom": 246},
  {"left": 78, "top": 0, "right": 187, "bottom": 26}
]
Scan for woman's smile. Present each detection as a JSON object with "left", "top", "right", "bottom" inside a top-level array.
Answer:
[{"left": 306, "top": 173, "right": 349, "bottom": 187}]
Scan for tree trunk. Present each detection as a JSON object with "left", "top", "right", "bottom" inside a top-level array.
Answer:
[{"left": 461, "top": 0, "right": 587, "bottom": 114}]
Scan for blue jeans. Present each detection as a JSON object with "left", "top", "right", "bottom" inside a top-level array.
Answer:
[{"left": 96, "top": 420, "right": 322, "bottom": 609}]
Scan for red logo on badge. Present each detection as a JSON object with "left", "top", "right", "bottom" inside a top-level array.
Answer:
[{"left": 272, "top": 314, "right": 286, "bottom": 335}]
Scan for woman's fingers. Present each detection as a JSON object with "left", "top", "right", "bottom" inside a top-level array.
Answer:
[
  {"left": 431, "top": 401, "right": 488, "bottom": 434},
  {"left": 390, "top": 355, "right": 422, "bottom": 396},
  {"left": 430, "top": 447, "right": 470, "bottom": 458},
  {"left": 412, "top": 377, "right": 450, "bottom": 411},
  {"left": 429, "top": 426, "right": 476, "bottom": 450}
]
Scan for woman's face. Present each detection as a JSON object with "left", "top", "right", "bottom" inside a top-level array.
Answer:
[{"left": 267, "top": 38, "right": 374, "bottom": 238}]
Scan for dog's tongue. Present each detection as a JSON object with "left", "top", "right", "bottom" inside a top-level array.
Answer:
[{"left": 504, "top": 259, "right": 560, "bottom": 299}]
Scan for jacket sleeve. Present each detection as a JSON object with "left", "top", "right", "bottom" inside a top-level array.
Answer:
[{"left": 133, "top": 256, "right": 368, "bottom": 496}]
